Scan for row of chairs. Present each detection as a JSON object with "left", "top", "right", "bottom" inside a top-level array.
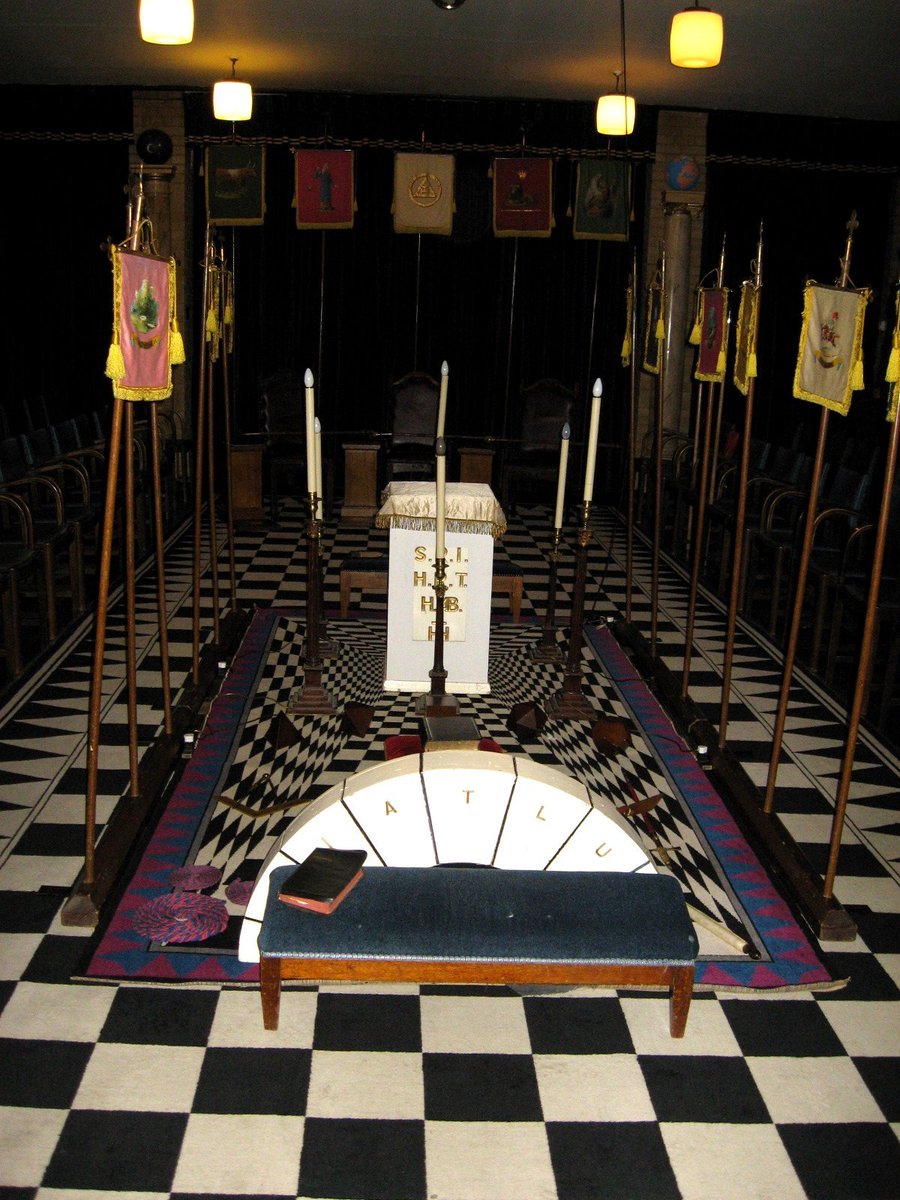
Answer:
[
  {"left": 0, "top": 401, "right": 191, "bottom": 688},
  {"left": 650, "top": 425, "right": 897, "bottom": 739}
]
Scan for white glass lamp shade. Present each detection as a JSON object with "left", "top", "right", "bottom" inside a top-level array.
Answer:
[
  {"left": 213, "top": 80, "right": 254, "bottom": 122},
  {"left": 596, "top": 92, "right": 635, "bottom": 136},
  {"left": 670, "top": 7, "right": 723, "bottom": 68},
  {"left": 139, "top": 0, "right": 194, "bottom": 45}
]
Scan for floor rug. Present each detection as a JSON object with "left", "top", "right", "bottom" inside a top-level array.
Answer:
[{"left": 80, "top": 605, "right": 839, "bottom": 991}]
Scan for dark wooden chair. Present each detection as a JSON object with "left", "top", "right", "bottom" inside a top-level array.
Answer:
[
  {"left": 501, "top": 379, "right": 575, "bottom": 511},
  {"left": 383, "top": 372, "right": 440, "bottom": 485},
  {"left": 260, "top": 369, "right": 308, "bottom": 521}
]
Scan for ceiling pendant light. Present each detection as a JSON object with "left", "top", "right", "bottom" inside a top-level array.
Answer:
[
  {"left": 430, "top": 0, "right": 467, "bottom": 8},
  {"left": 596, "top": 76, "right": 635, "bottom": 137},
  {"left": 596, "top": 0, "right": 635, "bottom": 137},
  {"left": 139, "top": 0, "right": 194, "bottom": 45},
  {"left": 670, "top": 3, "right": 723, "bottom": 68},
  {"left": 213, "top": 58, "right": 253, "bottom": 122}
]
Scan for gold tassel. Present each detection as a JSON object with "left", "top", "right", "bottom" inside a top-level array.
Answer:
[
  {"left": 169, "top": 324, "right": 186, "bottom": 365},
  {"left": 851, "top": 355, "right": 864, "bottom": 391},
  {"left": 748, "top": 351, "right": 758, "bottom": 379},
  {"left": 206, "top": 307, "right": 218, "bottom": 338},
  {"left": 716, "top": 345, "right": 727, "bottom": 375},
  {"left": 887, "top": 337, "right": 900, "bottom": 383},
  {"left": 105, "top": 340, "right": 125, "bottom": 380},
  {"left": 688, "top": 320, "right": 701, "bottom": 345},
  {"left": 621, "top": 333, "right": 632, "bottom": 365},
  {"left": 656, "top": 318, "right": 665, "bottom": 341}
]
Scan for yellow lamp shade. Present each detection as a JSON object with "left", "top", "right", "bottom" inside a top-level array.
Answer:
[
  {"left": 596, "top": 92, "right": 635, "bottom": 137},
  {"left": 139, "top": 0, "right": 194, "bottom": 45},
  {"left": 213, "top": 80, "right": 254, "bottom": 122},
  {"left": 670, "top": 7, "right": 723, "bottom": 68}
]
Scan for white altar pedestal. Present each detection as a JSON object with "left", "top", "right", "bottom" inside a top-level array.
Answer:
[{"left": 376, "top": 482, "right": 507, "bottom": 694}]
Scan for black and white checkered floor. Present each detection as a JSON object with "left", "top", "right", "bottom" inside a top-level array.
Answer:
[{"left": 1, "top": 499, "right": 898, "bottom": 1199}]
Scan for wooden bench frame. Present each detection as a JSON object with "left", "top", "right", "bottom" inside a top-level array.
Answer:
[
  {"left": 257, "top": 867, "right": 697, "bottom": 1037},
  {"left": 339, "top": 564, "right": 522, "bottom": 621}
]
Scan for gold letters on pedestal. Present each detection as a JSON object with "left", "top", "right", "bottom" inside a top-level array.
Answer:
[{"left": 412, "top": 543, "right": 469, "bottom": 642}]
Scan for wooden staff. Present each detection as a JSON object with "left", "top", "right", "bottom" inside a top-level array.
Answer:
[
  {"left": 205, "top": 263, "right": 222, "bottom": 646},
  {"left": 148, "top": 403, "right": 173, "bottom": 733},
  {"left": 191, "top": 231, "right": 213, "bottom": 684},
  {"left": 124, "top": 401, "right": 139, "bottom": 797},
  {"left": 824, "top": 301, "right": 900, "bottom": 897},
  {"left": 764, "top": 213, "right": 858, "bottom": 813},
  {"left": 625, "top": 250, "right": 638, "bottom": 624},
  {"left": 719, "top": 227, "right": 763, "bottom": 746},
  {"left": 218, "top": 241, "right": 238, "bottom": 611},
  {"left": 650, "top": 251, "right": 667, "bottom": 656},
  {"left": 681, "top": 379, "right": 715, "bottom": 697}
]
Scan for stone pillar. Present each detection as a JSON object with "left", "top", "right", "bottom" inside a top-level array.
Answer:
[{"left": 663, "top": 193, "right": 705, "bottom": 432}]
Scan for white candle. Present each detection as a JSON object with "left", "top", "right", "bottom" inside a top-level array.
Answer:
[
  {"left": 435, "top": 437, "right": 446, "bottom": 561},
  {"left": 437, "top": 360, "right": 449, "bottom": 440},
  {"left": 314, "top": 417, "right": 323, "bottom": 520},
  {"left": 304, "top": 368, "right": 316, "bottom": 497},
  {"left": 554, "top": 422, "right": 571, "bottom": 530},
  {"left": 583, "top": 377, "right": 602, "bottom": 503}
]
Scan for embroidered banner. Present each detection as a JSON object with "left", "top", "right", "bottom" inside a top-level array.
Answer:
[
  {"left": 393, "top": 153, "right": 455, "bottom": 235},
  {"left": 492, "top": 158, "right": 553, "bottom": 237},
  {"left": 733, "top": 282, "right": 761, "bottom": 396},
  {"left": 886, "top": 287, "right": 899, "bottom": 424},
  {"left": 693, "top": 287, "right": 729, "bottom": 383},
  {"left": 642, "top": 285, "right": 664, "bottom": 375},
  {"left": 105, "top": 249, "right": 182, "bottom": 401},
  {"left": 793, "top": 283, "right": 869, "bottom": 415},
  {"left": 295, "top": 150, "right": 354, "bottom": 229},
  {"left": 206, "top": 145, "right": 265, "bottom": 226},
  {"left": 573, "top": 159, "right": 629, "bottom": 241}
]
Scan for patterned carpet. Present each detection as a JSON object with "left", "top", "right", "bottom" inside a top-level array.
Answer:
[{"left": 0, "top": 499, "right": 898, "bottom": 1200}]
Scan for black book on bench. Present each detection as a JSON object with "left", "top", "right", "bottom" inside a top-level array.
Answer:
[{"left": 277, "top": 848, "right": 367, "bottom": 914}]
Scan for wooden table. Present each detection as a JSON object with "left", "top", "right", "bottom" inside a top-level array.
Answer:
[{"left": 341, "top": 442, "right": 380, "bottom": 526}]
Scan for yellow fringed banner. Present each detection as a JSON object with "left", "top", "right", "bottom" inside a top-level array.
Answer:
[
  {"left": 886, "top": 289, "right": 899, "bottom": 424},
  {"left": 621, "top": 285, "right": 633, "bottom": 366},
  {"left": 793, "top": 283, "right": 870, "bottom": 416},
  {"left": 106, "top": 246, "right": 182, "bottom": 401},
  {"left": 693, "top": 287, "right": 730, "bottom": 383},
  {"left": 641, "top": 284, "right": 664, "bottom": 375}
]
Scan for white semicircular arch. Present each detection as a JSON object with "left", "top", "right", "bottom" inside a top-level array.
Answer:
[{"left": 238, "top": 749, "right": 656, "bottom": 963}]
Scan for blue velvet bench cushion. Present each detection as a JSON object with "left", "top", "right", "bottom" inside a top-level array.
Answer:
[{"left": 258, "top": 866, "right": 698, "bottom": 1036}]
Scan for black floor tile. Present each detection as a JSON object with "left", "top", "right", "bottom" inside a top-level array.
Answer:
[
  {"left": 298, "top": 1116, "right": 426, "bottom": 1200},
  {"left": 852, "top": 909, "right": 900, "bottom": 955},
  {"left": 98, "top": 985, "right": 219, "bottom": 1046},
  {"left": 721, "top": 998, "right": 846, "bottom": 1056},
  {"left": 312, "top": 991, "right": 422, "bottom": 1052},
  {"left": 851, "top": 1057, "right": 900, "bottom": 1122},
  {"left": 778, "top": 1121, "right": 900, "bottom": 1200},
  {"left": 20, "top": 932, "right": 92, "bottom": 984},
  {"left": 0, "top": 889, "right": 64, "bottom": 933},
  {"left": 639, "top": 1054, "right": 770, "bottom": 1124},
  {"left": 0, "top": 1037, "right": 92, "bottom": 1107},
  {"left": 192, "top": 1046, "right": 311, "bottom": 1115},
  {"left": 522, "top": 995, "right": 635, "bottom": 1054},
  {"left": 814, "top": 952, "right": 900, "bottom": 1001},
  {"left": 547, "top": 1120, "right": 681, "bottom": 1200},
  {"left": 423, "top": 1052, "right": 543, "bottom": 1121},
  {"left": 42, "top": 1109, "right": 188, "bottom": 1192}
]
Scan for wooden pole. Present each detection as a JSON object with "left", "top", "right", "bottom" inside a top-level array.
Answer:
[
  {"left": 680, "top": 379, "right": 715, "bottom": 696},
  {"left": 650, "top": 253, "right": 667, "bottom": 656},
  {"left": 123, "top": 402, "right": 139, "bottom": 797},
  {"left": 191, "top": 232, "right": 212, "bottom": 685},
  {"left": 148, "top": 405, "right": 173, "bottom": 734},
  {"left": 626, "top": 251, "right": 638, "bottom": 624}
]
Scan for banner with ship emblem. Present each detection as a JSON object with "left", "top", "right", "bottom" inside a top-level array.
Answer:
[
  {"left": 492, "top": 157, "right": 553, "bottom": 237},
  {"left": 573, "top": 158, "right": 629, "bottom": 241},
  {"left": 793, "top": 283, "right": 869, "bottom": 415},
  {"left": 295, "top": 150, "right": 355, "bottom": 229},
  {"left": 392, "top": 153, "right": 455, "bottom": 235},
  {"left": 205, "top": 145, "right": 265, "bottom": 226}
]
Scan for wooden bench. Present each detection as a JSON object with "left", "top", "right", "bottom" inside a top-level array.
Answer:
[
  {"left": 258, "top": 865, "right": 698, "bottom": 1037},
  {"left": 338, "top": 556, "right": 523, "bottom": 621}
]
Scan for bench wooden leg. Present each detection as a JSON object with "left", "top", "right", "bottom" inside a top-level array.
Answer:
[
  {"left": 669, "top": 965, "right": 694, "bottom": 1037},
  {"left": 339, "top": 573, "right": 351, "bottom": 619},
  {"left": 260, "top": 956, "right": 283, "bottom": 1030}
]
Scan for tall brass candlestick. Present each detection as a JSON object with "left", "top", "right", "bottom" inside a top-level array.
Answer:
[
  {"left": 287, "top": 492, "right": 336, "bottom": 715},
  {"left": 416, "top": 438, "right": 459, "bottom": 715}
]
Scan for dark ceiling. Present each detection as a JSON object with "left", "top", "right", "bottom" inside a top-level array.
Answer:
[{"left": 2, "top": 1, "right": 899, "bottom": 126}]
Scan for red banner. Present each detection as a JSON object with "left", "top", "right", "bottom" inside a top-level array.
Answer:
[
  {"left": 492, "top": 158, "right": 553, "bottom": 237},
  {"left": 295, "top": 150, "right": 355, "bottom": 229}
]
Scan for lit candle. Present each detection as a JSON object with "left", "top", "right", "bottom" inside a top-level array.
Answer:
[
  {"left": 304, "top": 368, "right": 316, "bottom": 497},
  {"left": 437, "top": 360, "right": 449, "bottom": 440},
  {"left": 314, "top": 417, "right": 323, "bottom": 521},
  {"left": 435, "top": 436, "right": 446, "bottom": 562},
  {"left": 554, "top": 422, "right": 571, "bottom": 530},
  {"left": 583, "top": 377, "right": 602, "bottom": 503}
]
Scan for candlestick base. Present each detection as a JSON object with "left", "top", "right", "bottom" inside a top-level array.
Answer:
[
  {"left": 414, "top": 691, "right": 460, "bottom": 718},
  {"left": 529, "top": 637, "right": 564, "bottom": 663},
  {"left": 545, "top": 688, "right": 602, "bottom": 723},
  {"left": 317, "top": 634, "right": 340, "bottom": 659},
  {"left": 285, "top": 681, "right": 337, "bottom": 716}
]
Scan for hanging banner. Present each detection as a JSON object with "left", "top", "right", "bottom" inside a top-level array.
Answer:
[
  {"left": 492, "top": 157, "right": 553, "bottom": 237},
  {"left": 733, "top": 282, "right": 761, "bottom": 396},
  {"left": 295, "top": 149, "right": 355, "bottom": 229},
  {"left": 105, "top": 248, "right": 184, "bottom": 401},
  {"left": 693, "top": 287, "right": 729, "bottom": 383},
  {"left": 793, "top": 283, "right": 869, "bottom": 415},
  {"left": 641, "top": 284, "right": 664, "bottom": 375},
  {"left": 205, "top": 145, "right": 265, "bottom": 226},
  {"left": 885, "top": 287, "right": 899, "bottom": 424},
  {"left": 392, "top": 153, "right": 455, "bottom": 235},
  {"left": 573, "top": 159, "right": 630, "bottom": 241}
]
